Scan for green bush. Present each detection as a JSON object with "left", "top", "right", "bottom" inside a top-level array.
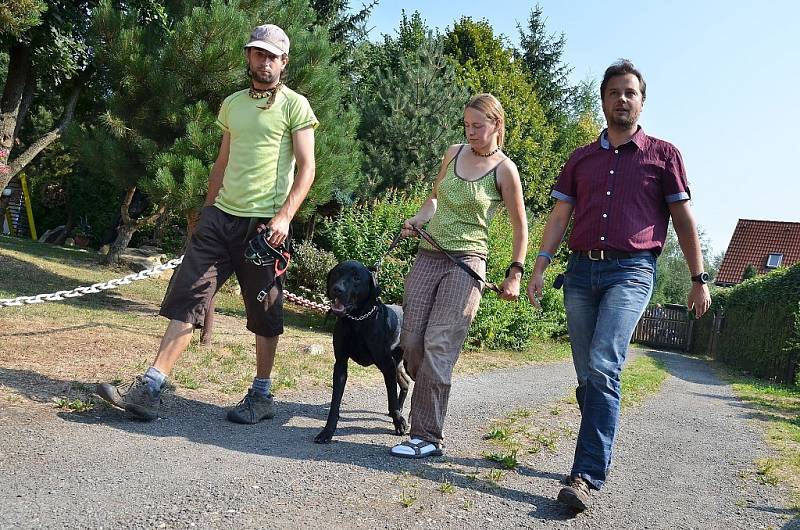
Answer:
[
  {"left": 318, "top": 187, "right": 425, "bottom": 304},
  {"left": 286, "top": 240, "right": 338, "bottom": 303},
  {"left": 691, "top": 264, "right": 800, "bottom": 384},
  {"left": 319, "top": 189, "right": 568, "bottom": 351},
  {"left": 466, "top": 210, "right": 567, "bottom": 350}
]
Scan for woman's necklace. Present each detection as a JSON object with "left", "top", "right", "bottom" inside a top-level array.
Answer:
[
  {"left": 471, "top": 145, "right": 501, "bottom": 158},
  {"left": 249, "top": 82, "right": 283, "bottom": 110}
]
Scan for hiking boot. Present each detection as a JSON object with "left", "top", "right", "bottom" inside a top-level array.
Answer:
[
  {"left": 558, "top": 475, "right": 591, "bottom": 511},
  {"left": 226, "top": 389, "right": 274, "bottom": 424},
  {"left": 96, "top": 376, "right": 161, "bottom": 421}
]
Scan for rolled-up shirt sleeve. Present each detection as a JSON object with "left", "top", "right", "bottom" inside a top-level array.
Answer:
[
  {"left": 551, "top": 153, "right": 578, "bottom": 204},
  {"left": 662, "top": 145, "right": 691, "bottom": 203}
]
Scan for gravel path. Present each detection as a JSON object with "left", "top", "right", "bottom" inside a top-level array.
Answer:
[{"left": 0, "top": 349, "right": 796, "bottom": 529}]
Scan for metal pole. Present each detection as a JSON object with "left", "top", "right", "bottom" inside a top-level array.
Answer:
[{"left": 19, "top": 173, "right": 37, "bottom": 240}]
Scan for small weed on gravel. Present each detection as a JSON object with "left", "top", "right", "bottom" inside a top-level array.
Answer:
[
  {"left": 483, "top": 450, "right": 520, "bottom": 470},
  {"left": 54, "top": 397, "right": 94, "bottom": 412}
]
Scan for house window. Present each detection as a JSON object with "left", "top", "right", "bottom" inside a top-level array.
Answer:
[{"left": 766, "top": 253, "right": 784, "bottom": 268}]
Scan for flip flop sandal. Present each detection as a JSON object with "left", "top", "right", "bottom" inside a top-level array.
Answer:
[{"left": 390, "top": 438, "right": 444, "bottom": 459}]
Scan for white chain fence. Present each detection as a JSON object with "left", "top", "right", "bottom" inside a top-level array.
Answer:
[{"left": 0, "top": 255, "right": 330, "bottom": 314}]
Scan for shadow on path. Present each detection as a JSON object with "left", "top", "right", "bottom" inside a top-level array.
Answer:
[{"left": 0, "top": 366, "right": 576, "bottom": 522}]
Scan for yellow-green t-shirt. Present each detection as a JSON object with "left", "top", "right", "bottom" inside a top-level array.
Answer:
[{"left": 215, "top": 86, "right": 318, "bottom": 217}]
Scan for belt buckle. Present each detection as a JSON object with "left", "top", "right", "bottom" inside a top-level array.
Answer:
[{"left": 588, "top": 249, "right": 604, "bottom": 261}]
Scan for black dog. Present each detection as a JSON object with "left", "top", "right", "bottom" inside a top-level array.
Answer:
[{"left": 314, "top": 260, "right": 411, "bottom": 444}]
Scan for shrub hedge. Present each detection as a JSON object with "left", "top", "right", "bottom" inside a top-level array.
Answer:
[
  {"left": 317, "top": 188, "right": 568, "bottom": 350},
  {"left": 690, "top": 264, "right": 800, "bottom": 384}
]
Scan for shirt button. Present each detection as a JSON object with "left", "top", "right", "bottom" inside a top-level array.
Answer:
[
  {"left": 610, "top": 170, "right": 614, "bottom": 174},
  {"left": 614, "top": 149, "right": 619, "bottom": 154},
  {"left": 600, "top": 236, "right": 606, "bottom": 241},
  {"left": 603, "top": 213, "right": 608, "bottom": 218},
  {"left": 606, "top": 191, "right": 611, "bottom": 196}
]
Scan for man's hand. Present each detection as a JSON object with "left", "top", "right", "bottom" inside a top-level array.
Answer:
[
  {"left": 687, "top": 283, "right": 711, "bottom": 319},
  {"left": 261, "top": 214, "right": 290, "bottom": 247},
  {"left": 526, "top": 272, "right": 544, "bottom": 309}
]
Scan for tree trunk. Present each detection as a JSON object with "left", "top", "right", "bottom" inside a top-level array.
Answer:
[
  {"left": 0, "top": 80, "right": 82, "bottom": 191},
  {"left": 104, "top": 221, "right": 138, "bottom": 265},
  {"left": 0, "top": 44, "right": 32, "bottom": 163},
  {"left": 103, "top": 186, "right": 166, "bottom": 265}
]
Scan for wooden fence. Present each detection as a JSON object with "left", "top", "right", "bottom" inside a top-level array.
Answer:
[{"left": 632, "top": 304, "right": 694, "bottom": 352}]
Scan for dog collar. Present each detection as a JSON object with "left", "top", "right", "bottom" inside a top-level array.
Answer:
[{"left": 344, "top": 304, "right": 378, "bottom": 321}]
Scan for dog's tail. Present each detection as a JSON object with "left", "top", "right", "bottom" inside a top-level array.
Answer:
[{"left": 395, "top": 360, "right": 413, "bottom": 390}]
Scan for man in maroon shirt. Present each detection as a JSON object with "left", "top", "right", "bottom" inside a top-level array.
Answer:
[{"left": 527, "top": 59, "right": 711, "bottom": 512}]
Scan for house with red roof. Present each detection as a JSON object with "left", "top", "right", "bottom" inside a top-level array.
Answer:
[{"left": 715, "top": 219, "right": 800, "bottom": 286}]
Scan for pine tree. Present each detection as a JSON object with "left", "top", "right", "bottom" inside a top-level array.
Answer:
[
  {"left": 517, "top": 5, "right": 602, "bottom": 165},
  {"left": 78, "top": 0, "right": 361, "bottom": 262},
  {"left": 360, "top": 37, "right": 466, "bottom": 194}
]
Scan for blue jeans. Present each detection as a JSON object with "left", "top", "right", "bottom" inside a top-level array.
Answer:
[{"left": 562, "top": 252, "right": 656, "bottom": 490}]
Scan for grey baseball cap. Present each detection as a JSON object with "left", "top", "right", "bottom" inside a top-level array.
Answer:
[{"left": 245, "top": 24, "right": 290, "bottom": 56}]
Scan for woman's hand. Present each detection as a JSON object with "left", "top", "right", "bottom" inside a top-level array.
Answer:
[
  {"left": 499, "top": 273, "right": 522, "bottom": 301},
  {"left": 401, "top": 217, "right": 423, "bottom": 239}
]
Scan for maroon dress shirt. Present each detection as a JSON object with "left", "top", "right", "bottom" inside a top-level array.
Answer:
[{"left": 552, "top": 127, "right": 690, "bottom": 255}]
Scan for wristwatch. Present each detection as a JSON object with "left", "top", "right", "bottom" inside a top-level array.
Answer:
[
  {"left": 691, "top": 272, "right": 709, "bottom": 284},
  {"left": 505, "top": 261, "right": 525, "bottom": 278}
]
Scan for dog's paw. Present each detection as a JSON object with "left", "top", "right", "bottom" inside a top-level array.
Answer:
[
  {"left": 392, "top": 415, "right": 408, "bottom": 436},
  {"left": 314, "top": 430, "right": 334, "bottom": 444}
]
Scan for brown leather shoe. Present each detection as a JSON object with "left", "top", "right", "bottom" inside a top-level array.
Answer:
[{"left": 557, "top": 475, "right": 591, "bottom": 511}]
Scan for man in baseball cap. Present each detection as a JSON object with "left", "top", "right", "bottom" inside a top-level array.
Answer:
[{"left": 97, "top": 22, "right": 319, "bottom": 426}]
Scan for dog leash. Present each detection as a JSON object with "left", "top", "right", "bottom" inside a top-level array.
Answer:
[
  {"left": 370, "top": 228, "right": 406, "bottom": 284},
  {"left": 244, "top": 228, "right": 292, "bottom": 303},
  {"left": 411, "top": 226, "right": 501, "bottom": 293}
]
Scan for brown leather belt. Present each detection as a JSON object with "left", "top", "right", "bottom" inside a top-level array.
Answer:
[{"left": 575, "top": 250, "right": 654, "bottom": 261}]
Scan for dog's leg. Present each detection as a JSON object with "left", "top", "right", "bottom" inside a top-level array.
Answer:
[
  {"left": 380, "top": 361, "right": 408, "bottom": 436},
  {"left": 315, "top": 358, "right": 348, "bottom": 444}
]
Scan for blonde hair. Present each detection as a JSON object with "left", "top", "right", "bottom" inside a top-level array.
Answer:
[{"left": 465, "top": 93, "right": 506, "bottom": 147}]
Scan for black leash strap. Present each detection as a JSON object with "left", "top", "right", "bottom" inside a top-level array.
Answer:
[
  {"left": 412, "top": 226, "right": 500, "bottom": 293},
  {"left": 372, "top": 229, "right": 405, "bottom": 274}
]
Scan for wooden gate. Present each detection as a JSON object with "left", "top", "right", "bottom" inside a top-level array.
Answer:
[{"left": 632, "top": 304, "right": 693, "bottom": 352}]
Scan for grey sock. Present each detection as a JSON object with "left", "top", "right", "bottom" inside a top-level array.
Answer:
[
  {"left": 252, "top": 377, "right": 272, "bottom": 397},
  {"left": 144, "top": 366, "right": 167, "bottom": 395}
]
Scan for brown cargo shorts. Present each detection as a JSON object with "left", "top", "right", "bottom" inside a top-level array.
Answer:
[{"left": 159, "top": 205, "right": 288, "bottom": 337}]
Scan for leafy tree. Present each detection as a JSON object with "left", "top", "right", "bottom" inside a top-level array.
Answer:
[
  {"left": 0, "top": 0, "right": 95, "bottom": 192},
  {"left": 0, "top": 0, "right": 47, "bottom": 38},
  {"left": 443, "top": 17, "right": 558, "bottom": 215}
]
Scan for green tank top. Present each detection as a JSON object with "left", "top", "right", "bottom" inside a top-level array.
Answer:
[{"left": 420, "top": 145, "right": 505, "bottom": 254}]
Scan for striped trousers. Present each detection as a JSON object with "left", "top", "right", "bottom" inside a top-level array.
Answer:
[{"left": 401, "top": 249, "right": 484, "bottom": 445}]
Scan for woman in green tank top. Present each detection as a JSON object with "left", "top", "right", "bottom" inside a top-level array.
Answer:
[{"left": 390, "top": 94, "right": 528, "bottom": 459}]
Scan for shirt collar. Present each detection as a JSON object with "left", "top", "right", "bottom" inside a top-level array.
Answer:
[{"left": 598, "top": 126, "right": 648, "bottom": 150}]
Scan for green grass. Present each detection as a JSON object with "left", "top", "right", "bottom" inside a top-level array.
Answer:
[
  {"left": 723, "top": 372, "right": 800, "bottom": 510},
  {"left": 620, "top": 354, "right": 669, "bottom": 409}
]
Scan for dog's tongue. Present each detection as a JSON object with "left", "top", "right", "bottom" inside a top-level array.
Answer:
[{"left": 331, "top": 298, "right": 346, "bottom": 315}]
